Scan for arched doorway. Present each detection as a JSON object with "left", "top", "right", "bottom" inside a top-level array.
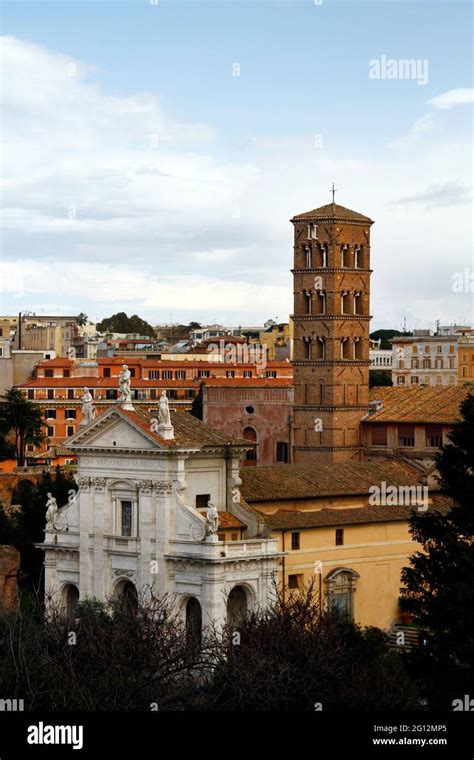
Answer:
[
  {"left": 243, "top": 427, "right": 257, "bottom": 466},
  {"left": 115, "top": 579, "right": 138, "bottom": 615},
  {"left": 63, "top": 584, "right": 79, "bottom": 619},
  {"left": 227, "top": 585, "right": 248, "bottom": 628},
  {"left": 185, "top": 597, "right": 202, "bottom": 646}
]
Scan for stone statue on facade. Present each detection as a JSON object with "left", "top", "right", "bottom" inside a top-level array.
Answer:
[
  {"left": 158, "top": 390, "right": 171, "bottom": 427},
  {"left": 205, "top": 500, "right": 219, "bottom": 538},
  {"left": 118, "top": 364, "right": 133, "bottom": 407},
  {"left": 45, "top": 493, "right": 59, "bottom": 528},
  {"left": 80, "top": 386, "right": 96, "bottom": 426}
]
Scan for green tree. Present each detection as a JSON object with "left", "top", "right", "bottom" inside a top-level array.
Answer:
[
  {"left": 190, "top": 382, "right": 205, "bottom": 420},
  {"left": 400, "top": 393, "right": 474, "bottom": 705},
  {"left": 97, "top": 312, "right": 155, "bottom": 338},
  {"left": 369, "top": 371, "right": 393, "bottom": 388},
  {"left": 0, "top": 389, "right": 45, "bottom": 466},
  {"left": 76, "top": 312, "right": 88, "bottom": 327},
  {"left": 370, "top": 328, "right": 411, "bottom": 350}
]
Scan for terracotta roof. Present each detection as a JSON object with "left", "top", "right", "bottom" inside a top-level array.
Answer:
[
  {"left": 240, "top": 460, "right": 425, "bottom": 502},
  {"left": 217, "top": 512, "right": 245, "bottom": 529},
  {"left": 203, "top": 378, "right": 293, "bottom": 388},
  {"left": 291, "top": 202, "right": 373, "bottom": 223},
  {"left": 258, "top": 494, "right": 452, "bottom": 530},
  {"left": 366, "top": 386, "right": 472, "bottom": 424},
  {"left": 79, "top": 407, "right": 250, "bottom": 451},
  {"left": 20, "top": 377, "right": 198, "bottom": 388}
]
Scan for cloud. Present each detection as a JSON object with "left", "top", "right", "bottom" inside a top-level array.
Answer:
[
  {"left": 1, "top": 36, "right": 472, "bottom": 329},
  {"left": 429, "top": 88, "right": 474, "bottom": 110},
  {"left": 389, "top": 181, "right": 471, "bottom": 209}
]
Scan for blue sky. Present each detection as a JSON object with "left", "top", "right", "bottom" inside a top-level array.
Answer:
[{"left": 1, "top": 0, "right": 472, "bottom": 328}]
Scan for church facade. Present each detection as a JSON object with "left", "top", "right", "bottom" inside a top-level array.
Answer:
[{"left": 40, "top": 403, "right": 280, "bottom": 628}]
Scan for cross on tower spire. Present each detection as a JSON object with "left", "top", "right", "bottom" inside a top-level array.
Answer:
[{"left": 330, "top": 182, "right": 337, "bottom": 204}]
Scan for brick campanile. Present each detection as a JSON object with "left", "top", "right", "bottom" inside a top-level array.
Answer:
[{"left": 291, "top": 201, "right": 374, "bottom": 464}]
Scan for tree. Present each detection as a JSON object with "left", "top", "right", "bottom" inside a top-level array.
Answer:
[
  {"left": 190, "top": 382, "right": 205, "bottom": 420},
  {"left": 0, "top": 389, "right": 45, "bottom": 466},
  {"left": 400, "top": 393, "right": 474, "bottom": 705},
  {"left": 205, "top": 581, "right": 418, "bottom": 711},
  {"left": 96, "top": 312, "right": 155, "bottom": 338},
  {"left": 76, "top": 312, "right": 88, "bottom": 327},
  {"left": 369, "top": 371, "right": 393, "bottom": 388},
  {"left": 370, "top": 329, "right": 411, "bottom": 350}
]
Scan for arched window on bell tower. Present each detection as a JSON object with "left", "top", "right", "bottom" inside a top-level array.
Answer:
[
  {"left": 341, "top": 337, "right": 351, "bottom": 360},
  {"left": 354, "top": 291, "right": 362, "bottom": 315},
  {"left": 304, "top": 290, "right": 312, "bottom": 315},
  {"left": 304, "top": 245, "right": 312, "bottom": 268},
  {"left": 303, "top": 336, "right": 311, "bottom": 359},
  {"left": 341, "top": 291, "right": 350, "bottom": 315},
  {"left": 354, "top": 337, "right": 363, "bottom": 360},
  {"left": 354, "top": 245, "right": 362, "bottom": 269},
  {"left": 341, "top": 244, "right": 350, "bottom": 268},
  {"left": 315, "top": 290, "right": 326, "bottom": 314},
  {"left": 313, "top": 337, "right": 326, "bottom": 360},
  {"left": 315, "top": 243, "right": 327, "bottom": 268}
]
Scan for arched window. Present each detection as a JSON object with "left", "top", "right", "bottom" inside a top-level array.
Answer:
[
  {"left": 227, "top": 585, "right": 248, "bottom": 628},
  {"left": 304, "top": 290, "right": 312, "bottom": 315},
  {"left": 303, "top": 336, "right": 311, "bottom": 359},
  {"left": 341, "top": 291, "right": 350, "bottom": 315},
  {"left": 115, "top": 579, "right": 138, "bottom": 615},
  {"left": 313, "top": 336, "right": 326, "bottom": 360},
  {"left": 325, "top": 568, "right": 359, "bottom": 620},
  {"left": 341, "top": 244, "right": 350, "bottom": 267},
  {"left": 243, "top": 426, "right": 257, "bottom": 466},
  {"left": 354, "top": 338, "right": 363, "bottom": 360},
  {"left": 63, "top": 584, "right": 79, "bottom": 619},
  {"left": 185, "top": 597, "right": 202, "bottom": 647},
  {"left": 341, "top": 337, "right": 351, "bottom": 359},
  {"left": 315, "top": 290, "right": 326, "bottom": 314},
  {"left": 304, "top": 245, "right": 312, "bottom": 268}
]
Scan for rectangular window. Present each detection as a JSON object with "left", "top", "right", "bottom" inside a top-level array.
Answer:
[
  {"left": 65, "top": 409, "right": 76, "bottom": 419},
  {"left": 44, "top": 369, "right": 53, "bottom": 377},
  {"left": 398, "top": 425, "right": 415, "bottom": 447},
  {"left": 63, "top": 369, "right": 70, "bottom": 377},
  {"left": 67, "top": 425, "right": 74, "bottom": 437},
  {"left": 411, "top": 376, "right": 419, "bottom": 384},
  {"left": 45, "top": 409, "right": 56, "bottom": 419},
  {"left": 198, "top": 370, "right": 210, "bottom": 378},
  {"left": 150, "top": 389, "right": 157, "bottom": 400},
  {"left": 243, "top": 370, "right": 252, "bottom": 378},
  {"left": 106, "top": 389, "right": 118, "bottom": 400},
  {"left": 426, "top": 425, "right": 443, "bottom": 448},
  {"left": 265, "top": 370, "right": 277, "bottom": 378},
  {"left": 288, "top": 574, "right": 302, "bottom": 590},
  {"left": 162, "top": 370, "right": 172, "bottom": 380},
  {"left": 27, "top": 389, "right": 34, "bottom": 399},
  {"left": 47, "top": 389, "right": 54, "bottom": 399},
  {"left": 371, "top": 425, "right": 387, "bottom": 446},
  {"left": 276, "top": 441, "right": 289, "bottom": 463},
  {"left": 226, "top": 370, "right": 235, "bottom": 378},
  {"left": 47, "top": 426, "right": 54, "bottom": 437},
  {"left": 129, "top": 368, "right": 136, "bottom": 378},
  {"left": 121, "top": 500, "right": 132, "bottom": 537},
  {"left": 103, "top": 367, "right": 111, "bottom": 378},
  {"left": 291, "top": 532, "right": 300, "bottom": 550},
  {"left": 67, "top": 389, "right": 74, "bottom": 399},
  {"left": 231, "top": 533, "right": 238, "bottom": 541},
  {"left": 195, "top": 494, "right": 210, "bottom": 509},
  {"left": 175, "top": 370, "right": 185, "bottom": 379},
  {"left": 335, "top": 528, "right": 344, "bottom": 546}
]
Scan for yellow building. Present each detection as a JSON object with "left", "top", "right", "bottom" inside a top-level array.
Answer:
[
  {"left": 240, "top": 460, "right": 449, "bottom": 630},
  {"left": 259, "top": 322, "right": 290, "bottom": 362},
  {"left": 458, "top": 335, "right": 474, "bottom": 381}
]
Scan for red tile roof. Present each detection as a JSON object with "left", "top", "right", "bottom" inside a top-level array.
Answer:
[
  {"left": 291, "top": 202, "right": 373, "bottom": 223},
  {"left": 366, "top": 386, "right": 472, "bottom": 424},
  {"left": 240, "top": 460, "right": 427, "bottom": 502},
  {"left": 258, "top": 493, "right": 452, "bottom": 530},
  {"left": 217, "top": 512, "right": 245, "bottom": 529}
]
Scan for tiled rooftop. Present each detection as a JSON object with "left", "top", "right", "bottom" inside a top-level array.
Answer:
[
  {"left": 291, "top": 202, "right": 373, "bottom": 223},
  {"left": 366, "top": 385, "right": 472, "bottom": 424},
  {"left": 240, "top": 460, "right": 426, "bottom": 502}
]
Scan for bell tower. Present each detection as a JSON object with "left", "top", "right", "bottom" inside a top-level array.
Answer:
[{"left": 291, "top": 196, "right": 374, "bottom": 464}]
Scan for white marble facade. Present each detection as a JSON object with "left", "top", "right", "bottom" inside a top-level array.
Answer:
[{"left": 41, "top": 405, "right": 280, "bottom": 628}]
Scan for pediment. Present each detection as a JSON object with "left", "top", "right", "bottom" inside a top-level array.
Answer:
[{"left": 67, "top": 409, "right": 162, "bottom": 451}]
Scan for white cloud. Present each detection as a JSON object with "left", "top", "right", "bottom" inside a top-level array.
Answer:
[
  {"left": 428, "top": 88, "right": 474, "bottom": 110},
  {"left": 1, "top": 36, "right": 472, "bottom": 329}
]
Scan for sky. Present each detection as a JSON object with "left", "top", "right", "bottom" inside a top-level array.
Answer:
[{"left": 1, "top": 0, "right": 473, "bottom": 331}]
